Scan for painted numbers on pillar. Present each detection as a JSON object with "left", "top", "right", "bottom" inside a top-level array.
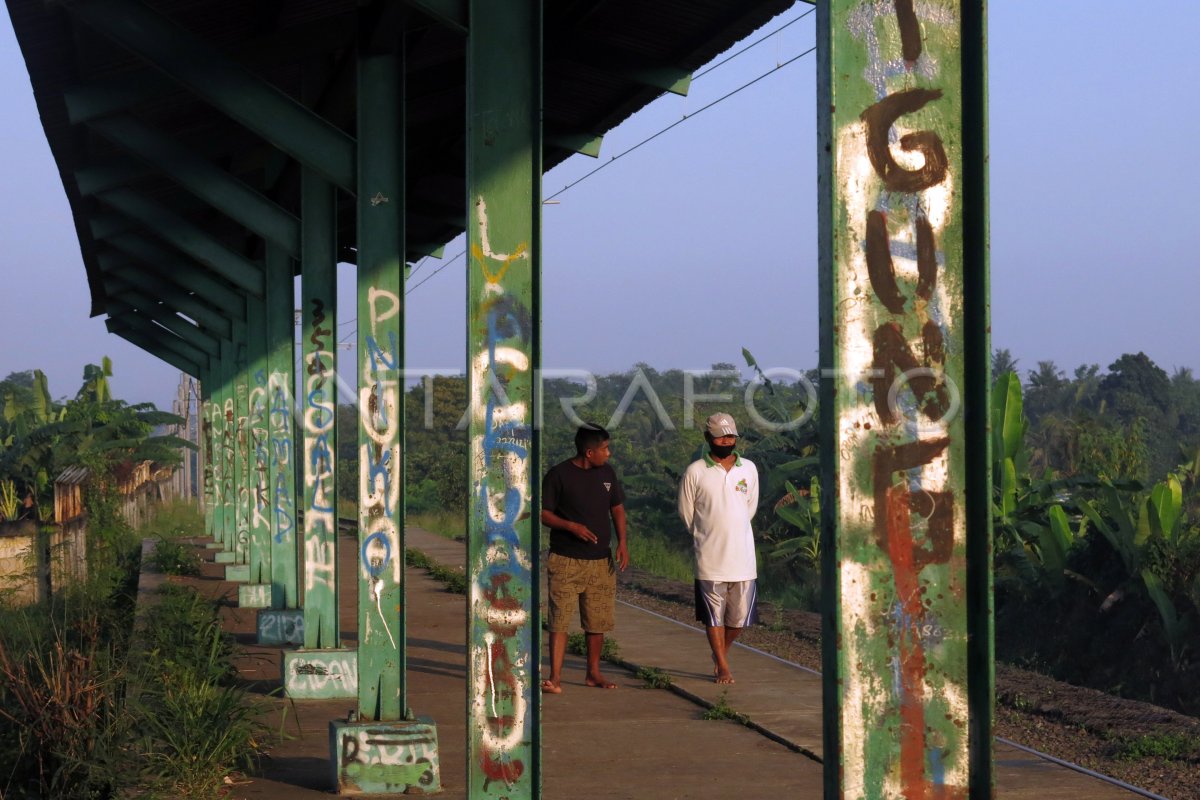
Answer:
[
  {"left": 468, "top": 197, "right": 534, "bottom": 793},
  {"left": 359, "top": 286, "right": 401, "bottom": 650},
  {"left": 831, "top": 2, "right": 967, "bottom": 797}
]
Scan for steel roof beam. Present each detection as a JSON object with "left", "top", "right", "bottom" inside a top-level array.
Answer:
[
  {"left": 106, "top": 312, "right": 208, "bottom": 372},
  {"left": 94, "top": 188, "right": 264, "bottom": 297},
  {"left": 97, "top": 258, "right": 235, "bottom": 339},
  {"left": 107, "top": 323, "right": 201, "bottom": 376},
  {"left": 98, "top": 234, "right": 246, "bottom": 317},
  {"left": 87, "top": 115, "right": 301, "bottom": 256},
  {"left": 58, "top": 0, "right": 357, "bottom": 192},
  {"left": 74, "top": 159, "right": 153, "bottom": 196},
  {"left": 401, "top": 0, "right": 467, "bottom": 34},
  {"left": 106, "top": 295, "right": 220, "bottom": 357}
]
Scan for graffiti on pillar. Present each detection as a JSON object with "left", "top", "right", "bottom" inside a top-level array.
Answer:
[
  {"left": 335, "top": 724, "right": 440, "bottom": 794},
  {"left": 269, "top": 372, "right": 295, "bottom": 545},
  {"left": 359, "top": 285, "right": 401, "bottom": 653},
  {"left": 304, "top": 296, "right": 337, "bottom": 612},
  {"left": 201, "top": 400, "right": 215, "bottom": 529},
  {"left": 222, "top": 393, "right": 236, "bottom": 546},
  {"left": 235, "top": 380, "right": 250, "bottom": 560},
  {"left": 467, "top": 197, "right": 533, "bottom": 792},
  {"left": 249, "top": 368, "right": 271, "bottom": 580},
  {"left": 830, "top": 2, "right": 969, "bottom": 798}
]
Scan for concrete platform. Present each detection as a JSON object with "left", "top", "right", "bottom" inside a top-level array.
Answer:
[{"left": 167, "top": 527, "right": 1144, "bottom": 799}]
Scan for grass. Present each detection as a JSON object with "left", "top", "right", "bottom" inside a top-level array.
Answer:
[
  {"left": 701, "top": 689, "right": 750, "bottom": 724},
  {"left": 146, "top": 498, "right": 205, "bottom": 540},
  {"left": 407, "top": 509, "right": 466, "bottom": 541},
  {"left": 1113, "top": 732, "right": 1200, "bottom": 761},
  {"left": 405, "top": 549, "right": 468, "bottom": 594},
  {"left": 146, "top": 536, "right": 203, "bottom": 576},
  {"left": 0, "top": 580, "right": 271, "bottom": 798},
  {"left": 627, "top": 533, "right": 693, "bottom": 583},
  {"left": 636, "top": 665, "right": 673, "bottom": 689},
  {"left": 566, "top": 631, "right": 620, "bottom": 661}
]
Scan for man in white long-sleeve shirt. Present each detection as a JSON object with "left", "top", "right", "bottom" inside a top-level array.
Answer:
[{"left": 677, "top": 412, "right": 759, "bottom": 684}]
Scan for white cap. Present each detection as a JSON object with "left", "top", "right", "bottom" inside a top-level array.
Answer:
[{"left": 705, "top": 412, "right": 739, "bottom": 437}]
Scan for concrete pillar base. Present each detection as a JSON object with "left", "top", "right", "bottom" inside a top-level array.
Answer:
[
  {"left": 283, "top": 648, "right": 357, "bottom": 698},
  {"left": 224, "top": 564, "right": 250, "bottom": 582},
  {"left": 214, "top": 551, "right": 237, "bottom": 563},
  {"left": 257, "top": 608, "right": 304, "bottom": 646},
  {"left": 238, "top": 584, "right": 271, "bottom": 608},
  {"left": 329, "top": 716, "right": 440, "bottom": 795}
]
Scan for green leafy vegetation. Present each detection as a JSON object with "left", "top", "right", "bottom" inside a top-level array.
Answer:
[
  {"left": 337, "top": 350, "right": 1200, "bottom": 717},
  {"left": 566, "top": 631, "right": 620, "bottom": 661},
  {"left": 1113, "top": 732, "right": 1200, "bottom": 762},
  {"left": 405, "top": 549, "right": 468, "bottom": 594},
  {"left": 636, "top": 665, "right": 673, "bottom": 689},
  {"left": 701, "top": 690, "right": 749, "bottom": 724},
  {"left": 147, "top": 536, "right": 203, "bottom": 577},
  {"left": 0, "top": 364, "right": 265, "bottom": 797}
]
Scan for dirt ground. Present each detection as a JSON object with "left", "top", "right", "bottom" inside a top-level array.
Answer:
[{"left": 617, "top": 566, "right": 1200, "bottom": 800}]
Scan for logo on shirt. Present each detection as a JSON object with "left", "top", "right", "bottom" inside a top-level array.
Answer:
[
  {"left": 604, "top": 482, "right": 612, "bottom": 492},
  {"left": 735, "top": 478, "right": 749, "bottom": 494}
]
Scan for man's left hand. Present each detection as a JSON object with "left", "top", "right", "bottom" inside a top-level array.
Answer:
[{"left": 615, "top": 543, "right": 629, "bottom": 572}]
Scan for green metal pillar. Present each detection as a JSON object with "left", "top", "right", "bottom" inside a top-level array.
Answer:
[
  {"left": 817, "top": 2, "right": 991, "bottom": 798},
  {"left": 284, "top": 160, "right": 355, "bottom": 697},
  {"left": 300, "top": 165, "right": 340, "bottom": 648},
  {"left": 200, "top": 386, "right": 215, "bottom": 541},
  {"left": 247, "top": 297, "right": 274, "bottom": 598},
  {"left": 234, "top": 324, "right": 251, "bottom": 567},
  {"left": 354, "top": 27, "right": 406, "bottom": 723},
  {"left": 329, "top": 25, "right": 442, "bottom": 795},
  {"left": 266, "top": 245, "right": 299, "bottom": 609},
  {"left": 466, "top": 2, "right": 542, "bottom": 796},
  {"left": 219, "top": 339, "right": 236, "bottom": 556}
]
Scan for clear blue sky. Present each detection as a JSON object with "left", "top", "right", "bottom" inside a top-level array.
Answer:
[{"left": 2, "top": 1, "right": 1197, "bottom": 411}]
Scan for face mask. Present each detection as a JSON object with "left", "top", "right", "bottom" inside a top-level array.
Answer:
[{"left": 709, "top": 442, "right": 735, "bottom": 459}]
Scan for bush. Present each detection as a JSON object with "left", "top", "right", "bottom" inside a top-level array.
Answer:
[{"left": 146, "top": 536, "right": 203, "bottom": 576}]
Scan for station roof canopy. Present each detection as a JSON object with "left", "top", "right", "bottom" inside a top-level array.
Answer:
[{"left": 6, "top": 0, "right": 799, "bottom": 330}]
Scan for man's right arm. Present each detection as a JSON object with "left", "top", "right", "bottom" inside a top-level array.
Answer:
[
  {"left": 677, "top": 466, "right": 696, "bottom": 532},
  {"left": 540, "top": 509, "right": 597, "bottom": 544}
]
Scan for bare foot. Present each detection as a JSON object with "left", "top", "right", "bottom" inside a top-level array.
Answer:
[
  {"left": 540, "top": 679, "right": 562, "bottom": 694},
  {"left": 585, "top": 673, "right": 618, "bottom": 689},
  {"left": 715, "top": 671, "right": 735, "bottom": 685}
]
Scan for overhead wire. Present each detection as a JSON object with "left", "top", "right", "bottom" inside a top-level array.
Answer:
[{"left": 341, "top": 13, "right": 818, "bottom": 322}]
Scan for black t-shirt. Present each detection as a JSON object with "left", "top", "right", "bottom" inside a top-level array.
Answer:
[{"left": 542, "top": 459, "right": 625, "bottom": 560}]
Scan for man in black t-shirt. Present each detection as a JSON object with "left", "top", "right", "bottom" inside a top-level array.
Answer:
[{"left": 540, "top": 423, "right": 628, "bottom": 693}]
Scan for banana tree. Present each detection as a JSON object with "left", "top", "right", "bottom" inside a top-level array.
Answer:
[
  {"left": 1077, "top": 472, "right": 1196, "bottom": 672},
  {"left": 991, "top": 372, "right": 1092, "bottom": 588}
]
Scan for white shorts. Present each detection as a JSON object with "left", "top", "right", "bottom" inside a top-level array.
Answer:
[{"left": 694, "top": 579, "right": 758, "bottom": 628}]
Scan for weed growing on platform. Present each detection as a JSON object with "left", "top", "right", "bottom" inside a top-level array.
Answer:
[
  {"left": 146, "top": 499, "right": 205, "bottom": 540},
  {"left": 566, "top": 631, "right": 620, "bottom": 661},
  {"left": 636, "top": 666, "right": 673, "bottom": 689},
  {"left": 702, "top": 690, "right": 750, "bottom": 725},
  {"left": 405, "top": 549, "right": 468, "bottom": 594},
  {"left": 132, "top": 585, "right": 271, "bottom": 796},
  {"left": 146, "top": 536, "right": 202, "bottom": 576}
]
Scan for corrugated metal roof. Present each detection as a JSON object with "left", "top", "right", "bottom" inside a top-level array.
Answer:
[{"left": 4, "top": 0, "right": 799, "bottom": 325}]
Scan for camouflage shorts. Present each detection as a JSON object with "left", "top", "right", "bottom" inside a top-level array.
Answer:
[{"left": 546, "top": 553, "right": 616, "bottom": 633}]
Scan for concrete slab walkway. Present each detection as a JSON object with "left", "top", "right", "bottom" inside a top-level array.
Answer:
[{"left": 176, "top": 527, "right": 1145, "bottom": 798}]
